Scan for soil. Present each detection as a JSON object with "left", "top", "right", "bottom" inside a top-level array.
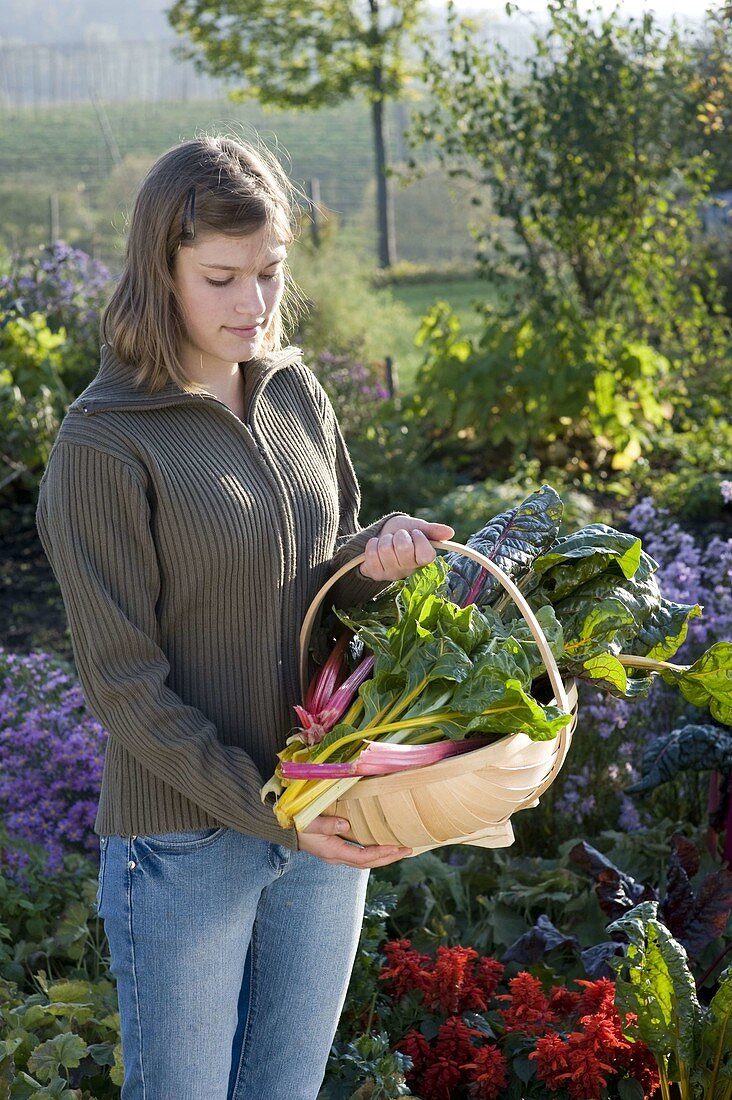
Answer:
[{"left": 0, "top": 520, "right": 74, "bottom": 664}]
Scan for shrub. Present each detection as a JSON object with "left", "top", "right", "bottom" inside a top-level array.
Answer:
[{"left": 0, "top": 240, "right": 112, "bottom": 395}]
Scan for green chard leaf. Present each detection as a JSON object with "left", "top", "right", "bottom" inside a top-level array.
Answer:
[
  {"left": 701, "top": 965, "right": 732, "bottom": 1096},
  {"left": 533, "top": 523, "right": 655, "bottom": 601},
  {"left": 609, "top": 903, "right": 702, "bottom": 1075},
  {"left": 660, "top": 642, "right": 732, "bottom": 726},
  {"left": 632, "top": 598, "right": 703, "bottom": 661},
  {"left": 497, "top": 604, "right": 565, "bottom": 680},
  {"left": 445, "top": 483, "right": 563, "bottom": 607},
  {"left": 627, "top": 723, "right": 732, "bottom": 794},
  {"left": 453, "top": 672, "right": 572, "bottom": 742}
]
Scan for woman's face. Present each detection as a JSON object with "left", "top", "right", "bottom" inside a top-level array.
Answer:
[{"left": 173, "top": 225, "right": 287, "bottom": 371}]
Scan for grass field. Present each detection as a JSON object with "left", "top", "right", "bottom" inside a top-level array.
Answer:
[{"left": 384, "top": 277, "right": 496, "bottom": 389}]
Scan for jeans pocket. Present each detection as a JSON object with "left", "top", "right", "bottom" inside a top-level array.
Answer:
[
  {"left": 95, "top": 836, "right": 108, "bottom": 913},
  {"left": 135, "top": 826, "right": 228, "bottom": 853}
]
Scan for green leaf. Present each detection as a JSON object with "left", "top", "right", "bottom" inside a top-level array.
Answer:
[
  {"left": 609, "top": 904, "right": 702, "bottom": 1075},
  {"left": 582, "top": 653, "right": 629, "bottom": 693},
  {"left": 660, "top": 643, "right": 732, "bottom": 726},
  {"left": 534, "top": 523, "right": 651, "bottom": 600},
  {"left": 617, "top": 1079, "right": 645, "bottom": 1100},
  {"left": 456, "top": 675, "right": 573, "bottom": 741},
  {"left": 26, "top": 1033, "right": 88, "bottom": 1083},
  {"left": 634, "top": 599, "right": 703, "bottom": 661},
  {"left": 703, "top": 965, "right": 732, "bottom": 1095},
  {"left": 627, "top": 724, "right": 732, "bottom": 794},
  {"left": 559, "top": 597, "right": 637, "bottom": 663}
]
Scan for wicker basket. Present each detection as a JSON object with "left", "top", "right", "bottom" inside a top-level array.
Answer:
[{"left": 298, "top": 540, "right": 578, "bottom": 855}]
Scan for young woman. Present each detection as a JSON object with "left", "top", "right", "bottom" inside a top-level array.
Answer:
[{"left": 35, "top": 133, "right": 453, "bottom": 1099}]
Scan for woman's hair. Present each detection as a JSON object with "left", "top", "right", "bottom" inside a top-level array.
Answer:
[{"left": 102, "top": 132, "right": 307, "bottom": 393}]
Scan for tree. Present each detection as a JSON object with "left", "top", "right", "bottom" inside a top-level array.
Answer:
[
  {"left": 401, "top": 0, "right": 731, "bottom": 474},
  {"left": 166, "top": 0, "right": 425, "bottom": 268}
]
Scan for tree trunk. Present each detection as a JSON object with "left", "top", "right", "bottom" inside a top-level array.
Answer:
[
  {"left": 371, "top": 92, "right": 396, "bottom": 268},
  {"left": 368, "top": 0, "right": 396, "bottom": 269}
]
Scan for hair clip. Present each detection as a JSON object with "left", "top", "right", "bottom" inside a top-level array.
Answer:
[{"left": 181, "top": 186, "right": 196, "bottom": 241}]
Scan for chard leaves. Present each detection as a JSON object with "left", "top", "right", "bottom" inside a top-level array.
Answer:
[
  {"left": 627, "top": 723, "right": 732, "bottom": 794},
  {"left": 659, "top": 642, "right": 732, "bottom": 726},
  {"left": 445, "top": 483, "right": 563, "bottom": 607},
  {"left": 533, "top": 523, "right": 655, "bottom": 599}
]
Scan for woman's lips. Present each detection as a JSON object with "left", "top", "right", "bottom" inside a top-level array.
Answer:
[{"left": 224, "top": 325, "right": 260, "bottom": 337}]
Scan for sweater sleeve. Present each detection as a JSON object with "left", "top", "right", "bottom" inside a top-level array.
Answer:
[{"left": 35, "top": 440, "right": 299, "bottom": 850}]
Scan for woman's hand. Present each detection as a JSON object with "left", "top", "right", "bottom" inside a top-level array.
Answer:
[
  {"left": 297, "top": 814, "right": 413, "bottom": 867},
  {"left": 359, "top": 516, "right": 455, "bottom": 582}
]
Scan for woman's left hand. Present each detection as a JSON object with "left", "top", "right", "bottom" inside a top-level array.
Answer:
[{"left": 358, "top": 516, "right": 455, "bottom": 582}]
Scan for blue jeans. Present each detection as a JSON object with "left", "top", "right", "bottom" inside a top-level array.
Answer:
[{"left": 96, "top": 827, "right": 370, "bottom": 1099}]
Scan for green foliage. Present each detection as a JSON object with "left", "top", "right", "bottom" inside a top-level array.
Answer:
[
  {"left": 0, "top": 312, "right": 70, "bottom": 514},
  {"left": 0, "top": 972, "right": 123, "bottom": 1097},
  {"left": 403, "top": 0, "right": 731, "bottom": 475},
  {"left": 0, "top": 834, "right": 106, "bottom": 991},
  {"left": 414, "top": 299, "right": 677, "bottom": 473},
  {"left": 609, "top": 903, "right": 732, "bottom": 1096},
  {"left": 291, "top": 231, "right": 417, "bottom": 365},
  {"left": 167, "top": 0, "right": 425, "bottom": 110},
  {"left": 321, "top": 1032, "right": 413, "bottom": 1099}
]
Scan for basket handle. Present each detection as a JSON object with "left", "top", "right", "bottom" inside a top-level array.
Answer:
[{"left": 300, "top": 539, "right": 571, "bottom": 716}]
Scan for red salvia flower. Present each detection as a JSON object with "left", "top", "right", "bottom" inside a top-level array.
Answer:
[
  {"left": 461, "top": 1042, "right": 509, "bottom": 1100},
  {"left": 398, "top": 1029, "right": 433, "bottom": 1076},
  {"left": 419, "top": 1057, "right": 463, "bottom": 1100},
  {"left": 574, "top": 977, "right": 617, "bottom": 1019},
  {"left": 475, "top": 955, "right": 505, "bottom": 1000},
  {"left": 497, "top": 970, "right": 559, "bottom": 1035},
  {"left": 531, "top": 1028, "right": 616, "bottom": 1099},
  {"left": 434, "top": 1015, "right": 483, "bottom": 1065},
  {"left": 548, "top": 984, "right": 582, "bottom": 1017},
  {"left": 621, "top": 1038, "right": 661, "bottom": 1096},
  {"left": 425, "top": 944, "right": 487, "bottom": 1015},
  {"left": 379, "top": 938, "right": 432, "bottom": 1001}
]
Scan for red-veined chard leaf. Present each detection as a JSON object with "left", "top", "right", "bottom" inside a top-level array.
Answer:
[
  {"left": 445, "top": 483, "right": 563, "bottom": 607},
  {"left": 660, "top": 840, "right": 732, "bottom": 958}
]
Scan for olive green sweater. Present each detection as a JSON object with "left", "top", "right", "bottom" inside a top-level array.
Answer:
[{"left": 35, "top": 344, "right": 398, "bottom": 850}]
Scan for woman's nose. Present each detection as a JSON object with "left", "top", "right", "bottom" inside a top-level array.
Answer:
[{"left": 234, "top": 280, "right": 266, "bottom": 318}]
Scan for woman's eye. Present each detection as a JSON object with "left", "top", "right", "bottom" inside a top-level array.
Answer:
[{"left": 204, "top": 271, "right": 280, "bottom": 287}]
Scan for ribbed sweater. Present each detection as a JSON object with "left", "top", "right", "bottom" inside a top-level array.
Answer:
[{"left": 35, "top": 344, "right": 399, "bottom": 851}]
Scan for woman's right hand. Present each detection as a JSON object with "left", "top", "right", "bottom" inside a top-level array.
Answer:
[{"left": 296, "top": 814, "right": 413, "bottom": 867}]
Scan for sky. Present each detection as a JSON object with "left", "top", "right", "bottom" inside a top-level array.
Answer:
[{"left": 449, "top": 0, "right": 708, "bottom": 21}]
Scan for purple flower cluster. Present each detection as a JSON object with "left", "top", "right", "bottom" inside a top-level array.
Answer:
[
  {"left": 554, "top": 497, "right": 732, "bottom": 834},
  {"left": 0, "top": 646, "right": 106, "bottom": 887},
  {"left": 626, "top": 497, "right": 732, "bottom": 653},
  {"left": 315, "top": 351, "right": 391, "bottom": 433},
  {"left": 0, "top": 240, "right": 111, "bottom": 355}
]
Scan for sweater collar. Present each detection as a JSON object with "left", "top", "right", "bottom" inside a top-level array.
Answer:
[{"left": 69, "top": 343, "right": 303, "bottom": 416}]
